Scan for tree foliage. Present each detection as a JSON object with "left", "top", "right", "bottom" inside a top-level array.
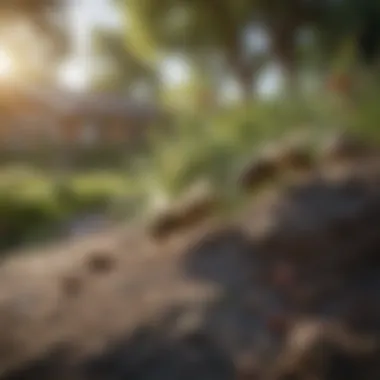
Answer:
[
  {"left": 91, "top": 27, "right": 158, "bottom": 97},
  {"left": 116, "top": 0, "right": 273, "bottom": 98},
  {"left": 109, "top": 0, "right": 380, "bottom": 98}
]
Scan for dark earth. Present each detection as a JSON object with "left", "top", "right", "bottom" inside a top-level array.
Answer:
[{"left": 0, "top": 135, "right": 379, "bottom": 380}]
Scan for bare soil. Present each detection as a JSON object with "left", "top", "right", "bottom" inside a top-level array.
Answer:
[{"left": 0, "top": 158, "right": 379, "bottom": 380}]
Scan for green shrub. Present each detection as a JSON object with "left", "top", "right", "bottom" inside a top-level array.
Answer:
[
  {"left": 133, "top": 90, "right": 380, "bottom": 207},
  {"left": 62, "top": 173, "right": 129, "bottom": 212},
  {"left": 0, "top": 167, "right": 137, "bottom": 250},
  {"left": 0, "top": 170, "right": 63, "bottom": 248}
]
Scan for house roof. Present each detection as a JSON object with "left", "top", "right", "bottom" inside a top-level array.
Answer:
[{"left": 0, "top": 84, "right": 161, "bottom": 120}]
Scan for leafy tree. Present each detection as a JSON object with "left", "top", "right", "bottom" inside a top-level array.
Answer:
[
  {"left": 115, "top": 0, "right": 380, "bottom": 97},
  {"left": 116, "top": 0, "right": 272, "bottom": 99},
  {"left": 91, "top": 27, "right": 159, "bottom": 100}
]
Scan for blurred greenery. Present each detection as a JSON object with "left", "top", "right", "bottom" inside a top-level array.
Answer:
[
  {"left": 0, "top": 166, "right": 140, "bottom": 250},
  {"left": 1, "top": 85, "right": 380, "bottom": 251},
  {"left": 97, "top": 0, "right": 380, "bottom": 101},
  {"left": 1, "top": 0, "right": 380, "bottom": 251}
]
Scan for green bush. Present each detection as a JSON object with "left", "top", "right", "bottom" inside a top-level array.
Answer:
[
  {"left": 0, "top": 169, "right": 62, "bottom": 248},
  {"left": 0, "top": 167, "right": 138, "bottom": 250},
  {"left": 134, "top": 90, "right": 380, "bottom": 207},
  {"left": 62, "top": 173, "right": 129, "bottom": 212}
]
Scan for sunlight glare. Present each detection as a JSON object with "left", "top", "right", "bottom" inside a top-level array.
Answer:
[
  {"left": 0, "top": 49, "right": 14, "bottom": 78},
  {"left": 58, "top": 58, "right": 89, "bottom": 91},
  {"left": 160, "top": 56, "right": 190, "bottom": 88}
]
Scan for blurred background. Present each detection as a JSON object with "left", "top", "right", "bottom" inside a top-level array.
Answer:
[{"left": 0, "top": 0, "right": 379, "bottom": 251}]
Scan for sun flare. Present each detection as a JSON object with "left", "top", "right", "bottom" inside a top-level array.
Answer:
[{"left": 0, "top": 49, "right": 14, "bottom": 78}]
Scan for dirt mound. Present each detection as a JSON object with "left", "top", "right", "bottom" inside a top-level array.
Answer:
[{"left": 0, "top": 135, "right": 380, "bottom": 380}]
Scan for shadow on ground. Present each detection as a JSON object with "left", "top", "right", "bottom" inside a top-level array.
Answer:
[{"left": 1, "top": 165, "right": 380, "bottom": 380}]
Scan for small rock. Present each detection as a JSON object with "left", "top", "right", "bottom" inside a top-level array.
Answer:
[
  {"left": 320, "top": 130, "right": 372, "bottom": 164},
  {"left": 148, "top": 211, "right": 180, "bottom": 240},
  {"left": 238, "top": 156, "right": 278, "bottom": 191},
  {"left": 147, "top": 182, "right": 219, "bottom": 240},
  {"left": 275, "top": 134, "right": 314, "bottom": 173},
  {"left": 85, "top": 250, "right": 116, "bottom": 274},
  {"left": 238, "top": 135, "right": 314, "bottom": 192},
  {"left": 61, "top": 275, "right": 82, "bottom": 298}
]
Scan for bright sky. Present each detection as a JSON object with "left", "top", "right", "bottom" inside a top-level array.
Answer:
[
  {"left": 59, "top": 0, "right": 122, "bottom": 90},
  {"left": 58, "top": 0, "right": 280, "bottom": 96},
  {"left": 60, "top": 0, "right": 201, "bottom": 92}
]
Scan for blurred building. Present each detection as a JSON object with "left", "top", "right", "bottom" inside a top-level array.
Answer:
[{"left": 0, "top": 84, "right": 163, "bottom": 150}]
